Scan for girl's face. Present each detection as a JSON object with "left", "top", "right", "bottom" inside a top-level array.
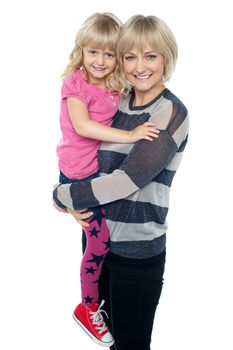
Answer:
[
  {"left": 82, "top": 47, "right": 117, "bottom": 87},
  {"left": 122, "top": 45, "right": 165, "bottom": 102}
]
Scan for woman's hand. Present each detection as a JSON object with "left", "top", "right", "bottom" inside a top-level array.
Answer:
[
  {"left": 53, "top": 183, "right": 67, "bottom": 213},
  {"left": 53, "top": 200, "right": 67, "bottom": 213},
  {"left": 53, "top": 183, "right": 93, "bottom": 227},
  {"left": 66, "top": 208, "right": 93, "bottom": 228}
]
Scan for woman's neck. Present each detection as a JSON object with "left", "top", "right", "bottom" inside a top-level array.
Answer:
[{"left": 133, "top": 83, "right": 166, "bottom": 107}]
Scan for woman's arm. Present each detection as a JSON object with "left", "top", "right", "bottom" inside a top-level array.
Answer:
[
  {"left": 67, "top": 97, "right": 159, "bottom": 143},
  {"left": 53, "top": 107, "right": 189, "bottom": 211}
]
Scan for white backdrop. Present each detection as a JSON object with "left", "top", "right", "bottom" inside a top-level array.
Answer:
[{"left": 0, "top": 1, "right": 232, "bottom": 349}]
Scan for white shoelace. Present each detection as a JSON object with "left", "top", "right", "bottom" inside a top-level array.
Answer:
[{"left": 89, "top": 300, "right": 109, "bottom": 334}]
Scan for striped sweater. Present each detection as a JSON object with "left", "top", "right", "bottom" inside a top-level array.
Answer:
[{"left": 53, "top": 88, "right": 189, "bottom": 259}]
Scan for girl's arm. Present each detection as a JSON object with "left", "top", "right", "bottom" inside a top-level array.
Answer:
[{"left": 67, "top": 97, "right": 159, "bottom": 143}]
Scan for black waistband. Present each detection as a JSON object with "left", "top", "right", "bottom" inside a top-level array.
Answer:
[{"left": 107, "top": 249, "right": 165, "bottom": 264}]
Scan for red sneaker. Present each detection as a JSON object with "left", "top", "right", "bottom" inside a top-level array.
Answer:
[{"left": 73, "top": 300, "right": 114, "bottom": 347}]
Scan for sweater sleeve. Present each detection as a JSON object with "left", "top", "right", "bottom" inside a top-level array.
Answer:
[{"left": 53, "top": 104, "right": 189, "bottom": 210}]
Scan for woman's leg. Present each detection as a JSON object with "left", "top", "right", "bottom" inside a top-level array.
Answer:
[
  {"left": 105, "top": 251, "right": 166, "bottom": 350},
  {"left": 98, "top": 260, "right": 116, "bottom": 350}
]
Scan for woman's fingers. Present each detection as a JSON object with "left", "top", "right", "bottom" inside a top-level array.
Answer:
[
  {"left": 66, "top": 208, "right": 93, "bottom": 227},
  {"left": 53, "top": 201, "right": 67, "bottom": 213}
]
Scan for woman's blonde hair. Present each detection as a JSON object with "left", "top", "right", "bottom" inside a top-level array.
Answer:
[
  {"left": 116, "top": 15, "right": 178, "bottom": 94},
  {"left": 62, "top": 13, "right": 122, "bottom": 92}
]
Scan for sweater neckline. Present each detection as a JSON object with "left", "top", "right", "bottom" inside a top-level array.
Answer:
[{"left": 128, "top": 88, "right": 169, "bottom": 111}]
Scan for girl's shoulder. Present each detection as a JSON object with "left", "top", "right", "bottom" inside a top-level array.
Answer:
[
  {"left": 63, "top": 69, "right": 89, "bottom": 91},
  {"left": 61, "top": 69, "right": 92, "bottom": 104}
]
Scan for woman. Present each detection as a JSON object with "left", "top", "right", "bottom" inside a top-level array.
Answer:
[{"left": 53, "top": 14, "right": 189, "bottom": 350}]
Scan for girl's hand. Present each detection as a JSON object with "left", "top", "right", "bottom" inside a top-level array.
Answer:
[
  {"left": 66, "top": 208, "right": 93, "bottom": 228},
  {"left": 130, "top": 122, "right": 160, "bottom": 142}
]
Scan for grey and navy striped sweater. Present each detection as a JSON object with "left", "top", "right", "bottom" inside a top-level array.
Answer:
[{"left": 53, "top": 88, "right": 189, "bottom": 259}]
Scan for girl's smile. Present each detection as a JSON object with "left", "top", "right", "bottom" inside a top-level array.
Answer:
[{"left": 82, "top": 47, "right": 117, "bottom": 87}]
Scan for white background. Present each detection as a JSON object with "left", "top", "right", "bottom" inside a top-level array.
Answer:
[{"left": 0, "top": 0, "right": 232, "bottom": 349}]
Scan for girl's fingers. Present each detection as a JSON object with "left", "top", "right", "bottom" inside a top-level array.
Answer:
[
  {"left": 144, "top": 122, "right": 156, "bottom": 126},
  {"left": 143, "top": 136, "right": 154, "bottom": 141},
  {"left": 147, "top": 127, "right": 160, "bottom": 133},
  {"left": 148, "top": 131, "right": 159, "bottom": 137}
]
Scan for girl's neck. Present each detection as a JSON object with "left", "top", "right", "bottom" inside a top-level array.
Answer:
[
  {"left": 81, "top": 69, "right": 107, "bottom": 89},
  {"left": 87, "top": 75, "right": 107, "bottom": 89},
  {"left": 90, "top": 77, "right": 107, "bottom": 88}
]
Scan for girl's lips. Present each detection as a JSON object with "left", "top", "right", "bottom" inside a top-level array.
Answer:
[{"left": 92, "top": 66, "right": 106, "bottom": 71}]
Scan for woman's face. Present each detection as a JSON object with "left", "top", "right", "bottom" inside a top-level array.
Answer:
[{"left": 122, "top": 45, "right": 165, "bottom": 99}]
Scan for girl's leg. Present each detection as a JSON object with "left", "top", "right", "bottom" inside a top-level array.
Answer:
[
  {"left": 80, "top": 206, "right": 110, "bottom": 305},
  {"left": 73, "top": 208, "right": 114, "bottom": 347},
  {"left": 59, "top": 170, "right": 109, "bottom": 305},
  {"left": 60, "top": 172, "right": 113, "bottom": 346},
  {"left": 105, "top": 250, "right": 166, "bottom": 350}
]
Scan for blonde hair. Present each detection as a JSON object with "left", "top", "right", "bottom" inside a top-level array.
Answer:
[
  {"left": 116, "top": 15, "right": 178, "bottom": 94},
  {"left": 62, "top": 13, "right": 122, "bottom": 92}
]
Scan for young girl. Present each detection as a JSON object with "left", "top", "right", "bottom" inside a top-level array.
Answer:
[{"left": 55, "top": 12, "right": 159, "bottom": 347}]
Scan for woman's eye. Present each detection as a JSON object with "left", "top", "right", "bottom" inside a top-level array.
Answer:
[
  {"left": 89, "top": 50, "right": 97, "bottom": 55},
  {"left": 147, "top": 55, "right": 157, "bottom": 60},
  {"left": 125, "top": 56, "right": 135, "bottom": 61}
]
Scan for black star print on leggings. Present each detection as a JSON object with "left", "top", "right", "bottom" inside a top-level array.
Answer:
[{"left": 86, "top": 253, "right": 105, "bottom": 267}]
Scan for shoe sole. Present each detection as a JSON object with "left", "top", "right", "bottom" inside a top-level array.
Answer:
[{"left": 72, "top": 313, "right": 114, "bottom": 347}]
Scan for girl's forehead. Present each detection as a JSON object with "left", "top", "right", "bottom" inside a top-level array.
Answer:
[
  {"left": 83, "top": 46, "right": 115, "bottom": 53},
  {"left": 84, "top": 40, "right": 115, "bottom": 50}
]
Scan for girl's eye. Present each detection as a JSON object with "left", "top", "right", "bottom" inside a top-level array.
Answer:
[
  {"left": 89, "top": 50, "right": 97, "bottom": 55},
  {"left": 105, "top": 52, "right": 115, "bottom": 58}
]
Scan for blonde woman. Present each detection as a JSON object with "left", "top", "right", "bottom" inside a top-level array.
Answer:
[
  {"left": 54, "top": 12, "right": 159, "bottom": 347},
  {"left": 54, "top": 15, "right": 189, "bottom": 350}
]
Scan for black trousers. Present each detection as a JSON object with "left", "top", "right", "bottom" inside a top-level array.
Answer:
[{"left": 82, "top": 233, "right": 166, "bottom": 350}]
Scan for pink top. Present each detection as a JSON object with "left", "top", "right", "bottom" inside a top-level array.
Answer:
[{"left": 57, "top": 69, "right": 120, "bottom": 179}]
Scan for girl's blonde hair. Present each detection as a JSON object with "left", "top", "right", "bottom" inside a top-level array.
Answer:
[
  {"left": 116, "top": 15, "right": 178, "bottom": 94},
  {"left": 62, "top": 13, "right": 122, "bottom": 92}
]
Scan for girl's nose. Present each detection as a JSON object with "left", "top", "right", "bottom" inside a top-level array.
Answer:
[{"left": 97, "top": 54, "right": 104, "bottom": 65}]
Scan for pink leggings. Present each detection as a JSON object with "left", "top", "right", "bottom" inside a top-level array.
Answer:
[
  {"left": 81, "top": 206, "right": 110, "bottom": 305},
  {"left": 59, "top": 170, "right": 109, "bottom": 306}
]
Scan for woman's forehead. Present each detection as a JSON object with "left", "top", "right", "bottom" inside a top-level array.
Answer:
[{"left": 124, "top": 44, "right": 156, "bottom": 54}]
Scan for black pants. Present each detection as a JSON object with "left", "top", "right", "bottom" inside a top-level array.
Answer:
[{"left": 82, "top": 233, "right": 166, "bottom": 350}]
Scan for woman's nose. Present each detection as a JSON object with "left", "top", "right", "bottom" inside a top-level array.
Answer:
[{"left": 135, "top": 58, "right": 146, "bottom": 73}]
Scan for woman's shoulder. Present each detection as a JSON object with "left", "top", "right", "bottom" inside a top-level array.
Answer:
[
  {"left": 118, "top": 93, "right": 131, "bottom": 110},
  {"left": 145, "top": 89, "right": 189, "bottom": 134},
  {"left": 163, "top": 89, "right": 188, "bottom": 114}
]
